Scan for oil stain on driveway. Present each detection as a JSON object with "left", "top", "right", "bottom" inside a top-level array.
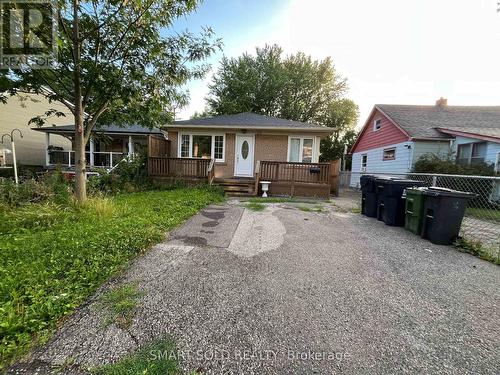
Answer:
[{"left": 18, "top": 202, "right": 500, "bottom": 374}]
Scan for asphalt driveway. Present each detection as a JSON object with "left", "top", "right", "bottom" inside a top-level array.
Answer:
[{"left": 16, "top": 200, "right": 500, "bottom": 374}]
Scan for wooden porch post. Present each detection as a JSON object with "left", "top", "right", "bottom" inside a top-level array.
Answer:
[
  {"left": 128, "top": 135, "right": 134, "bottom": 158},
  {"left": 45, "top": 132, "right": 50, "bottom": 166},
  {"left": 89, "top": 138, "right": 95, "bottom": 167}
]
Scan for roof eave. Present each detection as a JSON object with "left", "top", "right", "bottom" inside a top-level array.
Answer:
[
  {"left": 436, "top": 128, "right": 500, "bottom": 143},
  {"left": 410, "top": 137, "right": 455, "bottom": 141},
  {"left": 32, "top": 127, "right": 163, "bottom": 136},
  {"left": 162, "top": 124, "right": 333, "bottom": 133}
]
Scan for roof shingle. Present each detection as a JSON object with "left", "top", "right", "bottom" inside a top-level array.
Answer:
[
  {"left": 377, "top": 104, "right": 500, "bottom": 140},
  {"left": 172, "top": 112, "right": 330, "bottom": 131}
]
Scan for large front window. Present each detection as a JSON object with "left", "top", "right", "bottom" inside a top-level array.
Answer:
[
  {"left": 289, "top": 137, "right": 315, "bottom": 163},
  {"left": 179, "top": 134, "right": 225, "bottom": 162}
]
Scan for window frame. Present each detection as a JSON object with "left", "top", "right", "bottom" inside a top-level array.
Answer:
[
  {"left": 382, "top": 147, "right": 396, "bottom": 161},
  {"left": 457, "top": 141, "right": 486, "bottom": 165},
  {"left": 361, "top": 154, "right": 368, "bottom": 169},
  {"left": 373, "top": 118, "right": 382, "bottom": 131},
  {"left": 178, "top": 132, "right": 226, "bottom": 162},
  {"left": 287, "top": 136, "right": 318, "bottom": 163}
]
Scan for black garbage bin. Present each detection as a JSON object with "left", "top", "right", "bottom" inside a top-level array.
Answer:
[
  {"left": 376, "top": 178, "right": 426, "bottom": 226},
  {"left": 421, "top": 187, "right": 476, "bottom": 245},
  {"left": 360, "top": 175, "right": 377, "bottom": 217}
]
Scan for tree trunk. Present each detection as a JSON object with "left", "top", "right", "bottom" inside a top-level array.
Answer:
[
  {"left": 74, "top": 115, "right": 86, "bottom": 201},
  {"left": 72, "top": 0, "right": 86, "bottom": 202}
]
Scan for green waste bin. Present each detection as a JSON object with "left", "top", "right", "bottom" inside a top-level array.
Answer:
[{"left": 404, "top": 187, "right": 427, "bottom": 235}]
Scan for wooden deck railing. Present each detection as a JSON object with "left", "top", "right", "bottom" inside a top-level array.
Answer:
[
  {"left": 148, "top": 157, "right": 212, "bottom": 179},
  {"left": 259, "top": 161, "right": 331, "bottom": 184}
]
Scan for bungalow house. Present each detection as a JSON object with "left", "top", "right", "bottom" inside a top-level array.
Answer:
[
  {"left": 349, "top": 98, "right": 500, "bottom": 186},
  {"left": 151, "top": 112, "right": 335, "bottom": 196}
]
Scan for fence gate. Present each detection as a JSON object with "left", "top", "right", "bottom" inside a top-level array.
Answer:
[{"left": 329, "top": 159, "right": 341, "bottom": 195}]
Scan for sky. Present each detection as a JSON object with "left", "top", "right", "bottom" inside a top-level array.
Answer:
[{"left": 171, "top": 0, "right": 500, "bottom": 129}]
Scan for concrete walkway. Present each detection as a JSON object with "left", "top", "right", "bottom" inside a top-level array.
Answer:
[{"left": 13, "top": 200, "right": 500, "bottom": 374}]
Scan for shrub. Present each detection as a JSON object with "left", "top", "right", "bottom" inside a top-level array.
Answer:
[
  {"left": 0, "top": 170, "right": 72, "bottom": 207},
  {"left": 89, "top": 153, "right": 152, "bottom": 194},
  {"left": 412, "top": 154, "right": 496, "bottom": 176},
  {"left": 412, "top": 154, "right": 498, "bottom": 209}
]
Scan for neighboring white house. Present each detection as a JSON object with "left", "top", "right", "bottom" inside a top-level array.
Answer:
[
  {"left": 349, "top": 98, "right": 500, "bottom": 186},
  {"left": 0, "top": 93, "right": 72, "bottom": 167}
]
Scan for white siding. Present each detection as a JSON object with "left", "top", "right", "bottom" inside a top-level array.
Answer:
[
  {"left": 350, "top": 141, "right": 413, "bottom": 187},
  {"left": 411, "top": 141, "right": 451, "bottom": 165},
  {"left": 0, "top": 93, "right": 72, "bottom": 166}
]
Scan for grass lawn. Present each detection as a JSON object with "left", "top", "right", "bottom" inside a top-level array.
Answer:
[{"left": 0, "top": 187, "right": 223, "bottom": 370}]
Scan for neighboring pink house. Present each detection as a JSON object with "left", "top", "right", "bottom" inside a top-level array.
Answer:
[{"left": 349, "top": 98, "right": 500, "bottom": 186}]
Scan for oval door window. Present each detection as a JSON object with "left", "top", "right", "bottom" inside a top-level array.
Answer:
[{"left": 241, "top": 141, "right": 249, "bottom": 160}]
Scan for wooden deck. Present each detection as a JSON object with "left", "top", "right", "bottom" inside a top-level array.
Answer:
[{"left": 148, "top": 157, "right": 339, "bottom": 198}]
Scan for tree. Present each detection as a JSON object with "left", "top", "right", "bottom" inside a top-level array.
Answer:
[
  {"left": 205, "top": 44, "right": 358, "bottom": 160},
  {"left": 3, "top": 0, "right": 221, "bottom": 201},
  {"left": 318, "top": 99, "right": 359, "bottom": 163}
]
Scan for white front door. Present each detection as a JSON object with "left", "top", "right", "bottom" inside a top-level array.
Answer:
[{"left": 235, "top": 134, "right": 254, "bottom": 176}]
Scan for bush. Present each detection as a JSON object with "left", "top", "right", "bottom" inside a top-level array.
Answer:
[
  {"left": 88, "top": 153, "right": 152, "bottom": 194},
  {"left": 412, "top": 154, "right": 496, "bottom": 176},
  {"left": 412, "top": 154, "right": 498, "bottom": 209},
  {"left": 0, "top": 170, "right": 72, "bottom": 207}
]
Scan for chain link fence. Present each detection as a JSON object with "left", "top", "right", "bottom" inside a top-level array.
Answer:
[{"left": 339, "top": 171, "right": 500, "bottom": 260}]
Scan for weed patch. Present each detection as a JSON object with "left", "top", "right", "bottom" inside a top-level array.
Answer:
[
  {"left": 245, "top": 202, "right": 266, "bottom": 211},
  {"left": 90, "top": 338, "right": 179, "bottom": 375},
  {"left": 100, "top": 284, "right": 143, "bottom": 329}
]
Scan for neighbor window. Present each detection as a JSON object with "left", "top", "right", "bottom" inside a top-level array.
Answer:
[
  {"left": 457, "top": 142, "right": 486, "bottom": 165},
  {"left": 383, "top": 148, "right": 396, "bottom": 161},
  {"left": 373, "top": 119, "right": 382, "bottom": 131},
  {"left": 289, "top": 137, "right": 315, "bottom": 163},
  {"left": 361, "top": 154, "right": 367, "bottom": 169},
  {"left": 179, "top": 134, "right": 225, "bottom": 162}
]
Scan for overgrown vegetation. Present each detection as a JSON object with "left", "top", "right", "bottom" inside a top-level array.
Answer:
[
  {"left": 88, "top": 154, "right": 153, "bottom": 194},
  {"left": 90, "top": 339, "right": 179, "bottom": 375},
  {"left": 0, "top": 170, "right": 72, "bottom": 207},
  {"left": 99, "top": 284, "right": 143, "bottom": 329},
  {"left": 0, "top": 187, "right": 223, "bottom": 369},
  {"left": 454, "top": 237, "right": 499, "bottom": 265},
  {"left": 412, "top": 154, "right": 497, "bottom": 176}
]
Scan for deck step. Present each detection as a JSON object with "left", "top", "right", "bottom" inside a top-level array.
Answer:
[{"left": 213, "top": 178, "right": 256, "bottom": 196}]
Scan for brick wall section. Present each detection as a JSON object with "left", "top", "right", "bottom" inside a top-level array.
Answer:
[
  {"left": 254, "top": 134, "right": 288, "bottom": 164},
  {"left": 215, "top": 133, "right": 235, "bottom": 178},
  {"left": 352, "top": 108, "right": 409, "bottom": 153}
]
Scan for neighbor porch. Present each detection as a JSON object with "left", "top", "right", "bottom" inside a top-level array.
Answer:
[{"left": 35, "top": 124, "right": 166, "bottom": 170}]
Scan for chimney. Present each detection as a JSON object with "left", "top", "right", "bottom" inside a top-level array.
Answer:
[{"left": 436, "top": 97, "right": 447, "bottom": 107}]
